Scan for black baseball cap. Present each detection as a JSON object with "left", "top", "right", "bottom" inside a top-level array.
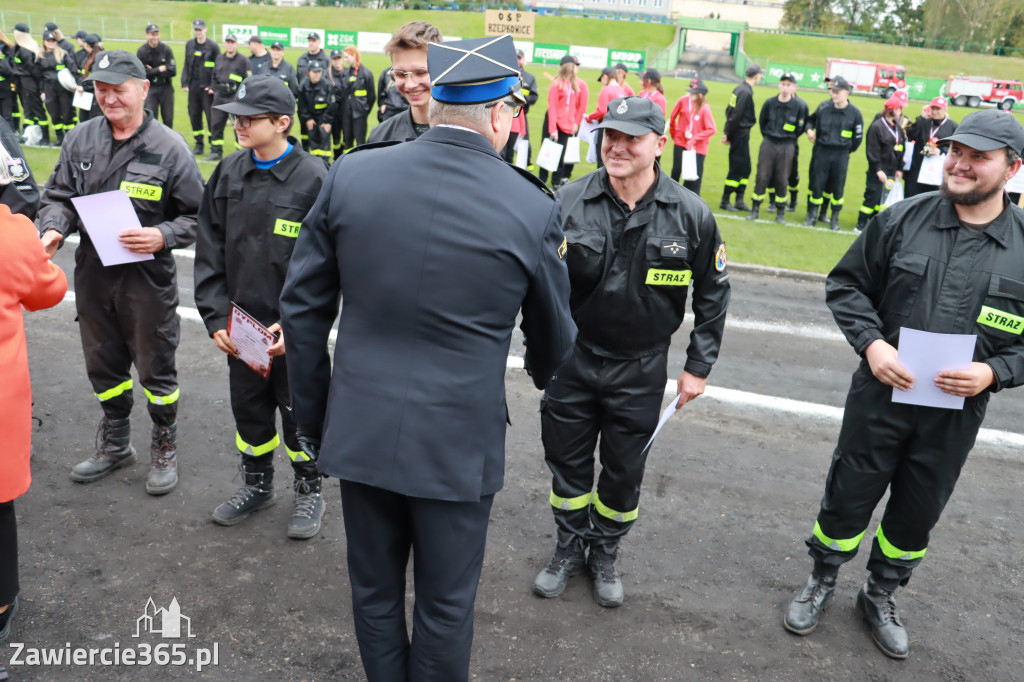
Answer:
[
  {"left": 13, "top": 23, "right": 29, "bottom": 33},
  {"left": 192, "top": 18, "right": 206, "bottom": 30},
  {"left": 746, "top": 63, "right": 764, "bottom": 77},
  {"left": 641, "top": 68, "right": 661, "bottom": 81},
  {"left": 330, "top": 49, "right": 344, "bottom": 59},
  {"left": 779, "top": 71, "right": 798, "bottom": 83},
  {"left": 307, "top": 61, "right": 324, "bottom": 72},
  {"left": 84, "top": 34, "right": 101, "bottom": 46},
  {"left": 687, "top": 77, "right": 708, "bottom": 95},
  {"left": 249, "top": 35, "right": 262, "bottom": 44},
  {"left": 598, "top": 66, "right": 615, "bottom": 82},
  {"left": 270, "top": 41, "right": 284, "bottom": 50},
  {"left": 214, "top": 74, "right": 295, "bottom": 116},
  {"left": 307, "top": 32, "right": 320, "bottom": 41},
  {"left": 145, "top": 24, "right": 159, "bottom": 34},
  {"left": 84, "top": 50, "right": 146, "bottom": 85},
  {"left": 44, "top": 22, "right": 58, "bottom": 31},
  {"left": 42, "top": 31, "right": 56, "bottom": 42},
  {"left": 224, "top": 34, "right": 238, "bottom": 43},
  {"left": 73, "top": 30, "right": 88, "bottom": 40},
  {"left": 596, "top": 96, "right": 664, "bottom": 137},
  {"left": 939, "top": 109, "right": 1024, "bottom": 154},
  {"left": 560, "top": 54, "right": 579, "bottom": 66},
  {"left": 828, "top": 75, "right": 852, "bottom": 91},
  {"left": 614, "top": 62, "right": 629, "bottom": 71}
]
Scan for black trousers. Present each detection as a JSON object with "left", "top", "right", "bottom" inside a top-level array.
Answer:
[
  {"left": 752, "top": 137, "right": 796, "bottom": 205},
  {"left": 859, "top": 170, "right": 891, "bottom": 223},
  {"left": 541, "top": 345, "right": 667, "bottom": 548},
  {"left": 187, "top": 85, "right": 213, "bottom": 144},
  {"left": 0, "top": 94, "right": 14, "bottom": 131},
  {"left": 209, "top": 93, "right": 234, "bottom": 151},
  {"left": 145, "top": 83, "right": 174, "bottom": 128},
  {"left": 500, "top": 131, "right": 519, "bottom": 163},
  {"left": 808, "top": 146, "right": 851, "bottom": 205},
  {"left": 75, "top": 260, "right": 180, "bottom": 426},
  {"left": 672, "top": 146, "right": 706, "bottom": 196},
  {"left": 17, "top": 77, "right": 46, "bottom": 130},
  {"left": 0, "top": 501, "right": 16, "bottom": 607},
  {"left": 807, "top": 364, "right": 987, "bottom": 584},
  {"left": 342, "top": 109, "right": 368, "bottom": 150},
  {"left": 340, "top": 480, "right": 494, "bottom": 682},
  {"left": 724, "top": 128, "right": 752, "bottom": 192},
  {"left": 42, "top": 81, "right": 73, "bottom": 136},
  {"left": 228, "top": 355, "right": 301, "bottom": 462}
]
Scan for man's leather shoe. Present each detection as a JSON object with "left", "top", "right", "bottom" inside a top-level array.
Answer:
[
  {"left": 856, "top": 576, "right": 910, "bottom": 659},
  {"left": 784, "top": 573, "right": 836, "bottom": 635}
]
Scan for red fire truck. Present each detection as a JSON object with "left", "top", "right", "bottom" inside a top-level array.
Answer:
[
  {"left": 825, "top": 58, "right": 906, "bottom": 98},
  {"left": 945, "top": 76, "right": 1023, "bottom": 110}
]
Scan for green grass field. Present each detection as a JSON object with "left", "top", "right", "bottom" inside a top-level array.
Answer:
[{"left": 744, "top": 32, "right": 1024, "bottom": 82}]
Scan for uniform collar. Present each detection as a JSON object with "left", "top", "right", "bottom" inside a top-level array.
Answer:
[
  {"left": 418, "top": 125, "right": 500, "bottom": 159},
  {"left": 935, "top": 195, "right": 1014, "bottom": 247},
  {"left": 240, "top": 136, "right": 303, "bottom": 180},
  {"left": 581, "top": 166, "right": 683, "bottom": 204}
]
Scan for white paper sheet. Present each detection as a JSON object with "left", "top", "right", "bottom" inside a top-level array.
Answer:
[
  {"left": 642, "top": 397, "right": 680, "bottom": 453},
  {"left": 73, "top": 89, "right": 94, "bottom": 111},
  {"left": 228, "top": 303, "right": 274, "bottom": 379},
  {"left": 892, "top": 327, "right": 977, "bottom": 410},
  {"left": 681, "top": 149, "right": 699, "bottom": 181},
  {"left": 70, "top": 190, "right": 155, "bottom": 267},
  {"left": 901, "top": 140, "right": 916, "bottom": 171},
  {"left": 513, "top": 138, "right": 529, "bottom": 169}
]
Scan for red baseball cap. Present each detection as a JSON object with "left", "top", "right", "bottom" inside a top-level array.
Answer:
[
  {"left": 884, "top": 94, "right": 903, "bottom": 110},
  {"left": 930, "top": 96, "right": 948, "bottom": 108}
]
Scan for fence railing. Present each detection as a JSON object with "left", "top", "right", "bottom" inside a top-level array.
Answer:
[{"left": 748, "top": 26, "right": 1024, "bottom": 60}]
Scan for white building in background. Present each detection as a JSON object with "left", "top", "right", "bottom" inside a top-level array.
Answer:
[
  {"left": 673, "top": 0, "right": 783, "bottom": 28},
  {"left": 526, "top": 0, "right": 674, "bottom": 20}
]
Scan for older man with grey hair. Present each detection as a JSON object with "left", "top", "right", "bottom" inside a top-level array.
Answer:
[{"left": 38, "top": 50, "right": 203, "bottom": 497}]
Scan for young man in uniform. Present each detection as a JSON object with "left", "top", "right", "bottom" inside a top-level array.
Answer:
[
  {"left": 367, "top": 21, "right": 442, "bottom": 144},
  {"left": 296, "top": 32, "right": 325, "bottom": 83},
  {"left": 206, "top": 34, "right": 250, "bottom": 162},
  {"left": 194, "top": 75, "right": 329, "bottom": 538},
  {"left": 137, "top": 24, "right": 175, "bottom": 128},
  {"left": 296, "top": 62, "right": 335, "bottom": 161},
  {"left": 182, "top": 18, "right": 219, "bottom": 156},
  {"left": 720, "top": 63, "right": 763, "bottom": 211},
  {"left": 783, "top": 109, "right": 1024, "bottom": 660},
  {"left": 265, "top": 41, "right": 297, "bottom": 96},
  {"left": 747, "top": 72, "right": 808, "bottom": 224},
  {"left": 280, "top": 35, "right": 574, "bottom": 680},
  {"left": 803, "top": 75, "right": 863, "bottom": 231},
  {"left": 247, "top": 36, "right": 270, "bottom": 76},
  {"left": 38, "top": 50, "right": 204, "bottom": 495},
  {"left": 857, "top": 94, "right": 906, "bottom": 231},
  {"left": 533, "top": 96, "right": 731, "bottom": 607},
  {"left": 904, "top": 96, "right": 957, "bottom": 198}
]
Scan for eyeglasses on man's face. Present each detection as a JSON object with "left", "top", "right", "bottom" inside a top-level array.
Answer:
[
  {"left": 391, "top": 68, "right": 430, "bottom": 83},
  {"left": 229, "top": 114, "right": 272, "bottom": 129},
  {"left": 485, "top": 100, "right": 523, "bottom": 118}
]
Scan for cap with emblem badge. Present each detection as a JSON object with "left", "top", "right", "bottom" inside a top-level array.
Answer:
[
  {"left": 428, "top": 35, "right": 525, "bottom": 106},
  {"left": 42, "top": 31, "right": 56, "bottom": 42},
  {"left": 595, "top": 96, "right": 665, "bottom": 137},
  {"left": 270, "top": 41, "right": 284, "bottom": 50},
  {"left": 224, "top": 34, "right": 238, "bottom": 43},
  {"left": 828, "top": 75, "right": 852, "bottom": 92},
  {"left": 214, "top": 74, "right": 296, "bottom": 116},
  {"left": 44, "top": 22, "right": 58, "bottom": 32},
  {"left": 192, "top": 18, "right": 206, "bottom": 30},
  {"left": 330, "top": 49, "right": 344, "bottom": 59},
  {"left": 307, "top": 32, "right": 320, "bottom": 41},
  {"left": 84, "top": 50, "right": 146, "bottom": 85},
  {"left": 560, "top": 54, "right": 579, "bottom": 66},
  {"left": 687, "top": 77, "right": 708, "bottom": 95},
  {"left": 145, "top": 24, "right": 159, "bottom": 34}
]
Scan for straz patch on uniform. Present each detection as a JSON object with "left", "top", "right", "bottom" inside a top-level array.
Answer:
[
  {"left": 120, "top": 181, "right": 162, "bottom": 201},
  {"left": 274, "top": 219, "right": 302, "bottom": 238},
  {"left": 660, "top": 240, "right": 686, "bottom": 257},
  {"left": 715, "top": 243, "right": 727, "bottom": 272},
  {"left": 977, "top": 306, "right": 1024, "bottom": 334},
  {"left": 557, "top": 236, "right": 567, "bottom": 259},
  {"left": 645, "top": 269, "right": 692, "bottom": 286}
]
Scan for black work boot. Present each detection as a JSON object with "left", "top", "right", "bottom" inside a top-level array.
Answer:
[
  {"left": 803, "top": 200, "right": 818, "bottom": 226},
  {"left": 818, "top": 200, "right": 831, "bottom": 223},
  {"left": 788, "top": 189, "right": 799, "bottom": 212},
  {"left": 146, "top": 423, "right": 178, "bottom": 495},
  {"left": 0, "top": 596, "right": 19, "bottom": 643},
  {"left": 212, "top": 455, "right": 276, "bottom": 526},
  {"left": 288, "top": 461, "right": 324, "bottom": 540},
  {"left": 830, "top": 207, "right": 842, "bottom": 232},
  {"left": 856, "top": 575, "right": 909, "bottom": 659},
  {"left": 733, "top": 187, "right": 750, "bottom": 211},
  {"left": 70, "top": 417, "right": 136, "bottom": 483},
  {"left": 54, "top": 130, "right": 65, "bottom": 147},
  {"left": 775, "top": 203, "right": 787, "bottom": 224},
  {"left": 784, "top": 566, "right": 837, "bottom": 635},
  {"left": 205, "top": 147, "right": 222, "bottom": 162},
  {"left": 855, "top": 216, "right": 869, "bottom": 233},
  {"left": 40, "top": 125, "right": 50, "bottom": 146},
  {"left": 533, "top": 529, "right": 586, "bottom": 598},
  {"left": 719, "top": 187, "right": 734, "bottom": 211},
  {"left": 192, "top": 139, "right": 204, "bottom": 155},
  {"left": 746, "top": 200, "right": 761, "bottom": 221},
  {"left": 587, "top": 542, "right": 624, "bottom": 607}
]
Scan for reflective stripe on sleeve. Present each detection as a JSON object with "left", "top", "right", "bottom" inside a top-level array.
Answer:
[
  {"left": 876, "top": 525, "right": 926, "bottom": 561},
  {"left": 143, "top": 387, "right": 180, "bottom": 405},
  {"left": 549, "top": 490, "right": 592, "bottom": 511},
  {"left": 286, "top": 445, "right": 310, "bottom": 462},
  {"left": 592, "top": 492, "right": 638, "bottom": 523},
  {"left": 236, "top": 432, "right": 280, "bottom": 457},
  {"left": 813, "top": 520, "right": 865, "bottom": 553},
  {"left": 95, "top": 379, "right": 133, "bottom": 402}
]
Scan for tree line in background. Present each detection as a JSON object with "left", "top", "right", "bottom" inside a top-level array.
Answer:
[{"left": 781, "top": 0, "right": 1024, "bottom": 56}]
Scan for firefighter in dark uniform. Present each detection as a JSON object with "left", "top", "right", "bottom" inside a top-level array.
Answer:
[
  {"left": 206, "top": 34, "right": 250, "bottom": 162},
  {"left": 295, "top": 32, "right": 326, "bottom": 83},
  {"left": 37, "top": 51, "right": 203, "bottom": 496},
  {"left": 784, "top": 110, "right": 1024, "bottom": 660},
  {"left": 43, "top": 23, "right": 74, "bottom": 55},
  {"left": 905, "top": 96, "right": 957, "bottom": 198},
  {"left": 296, "top": 62, "right": 335, "bottom": 161},
  {"left": 280, "top": 36, "right": 574, "bottom": 681},
  {"left": 137, "top": 24, "right": 175, "bottom": 128},
  {"left": 748, "top": 72, "right": 808, "bottom": 224},
  {"left": 266, "top": 42, "right": 298, "bottom": 96},
  {"left": 2, "top": 25, "right": 47, "bottom": 145},
  {"left": 194, "top": 75, "right": 329, "bottom": 538},
  {"left": 375, "top": 65, "right": 407, "bottom": 123},
  {"left": 802, "top": 75, "right": 863, "bottom": 231},
  {"left": 0, "top": 117, "right": 39, "bottom": 219},
  {"left": 327, "top": 50, "right": 347, "bottom": 157},
  {"left": 720, "top": 63, "right": 763, "bottom": 211},
  {"left": 857, "top": 94, "right": 907, "bottom": 231},
  {"left": 0, "top": 38, "right": 19, "bottom": 130},
  {"left": 38, "top": 31, "right": 80, "bottom": 146},
  {"left": 182, "top": 18, "right": 219, "bottom": 156},
  {"left": 533, "top": 96, "right": 731, "bottom": 608},
  {"left": 338, "top": 46, "right": 375, "bottom": 153},
  {"left": 75, "top": 34, "right": 104, "bottom": 124}
]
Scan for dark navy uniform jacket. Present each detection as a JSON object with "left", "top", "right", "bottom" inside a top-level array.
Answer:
[{"left": 281, "top": 125, "right": 577, "bottom": 502}]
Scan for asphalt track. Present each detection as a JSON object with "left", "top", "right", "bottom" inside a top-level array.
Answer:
[{"left": 4, "top": 239, "right": 1024, "bottom": 680}]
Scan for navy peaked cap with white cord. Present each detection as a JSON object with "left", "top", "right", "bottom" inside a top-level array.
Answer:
[{"left": 428, "top": 35, "right": 526, "bottom": 106}]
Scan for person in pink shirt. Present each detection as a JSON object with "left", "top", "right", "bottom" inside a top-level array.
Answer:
[
  {"left": 613, "top": 62, "right": 635, "bottom": 97},
  {"left": 637, "top": 69, "right": 667, "bottom": 115},
  {"left": 540, "top": 54, "right": 589, "bottom": 188},
  {"left": 669, "top": 77, "right": 717, "bottom": 195},
  {"left": 585, "top": 67, "right": 626, "bottom": 168}
]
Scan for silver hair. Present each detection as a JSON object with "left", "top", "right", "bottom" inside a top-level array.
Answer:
[{"left": 428, "top": 99, "right": 493, "bottom": 131}]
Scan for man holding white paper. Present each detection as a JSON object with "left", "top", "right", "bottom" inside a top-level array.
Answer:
[
  {"left": 36, "top": 50, "right": 203, "bottom": 496},
  {"left": 784, "top": 109, "right": 1024, "bottom": 660}
]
